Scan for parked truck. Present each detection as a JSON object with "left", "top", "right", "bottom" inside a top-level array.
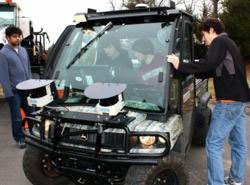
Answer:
[{"left": 21, "top": 1, "right": 211, "bottom": 184}]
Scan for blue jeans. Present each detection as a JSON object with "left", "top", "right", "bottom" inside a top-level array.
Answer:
[
  {"left": 206, "top": 102, "right": 248, "bottom": 185},
  {"left": 6, "top": 90, "right": 33, "bottom": 142}
]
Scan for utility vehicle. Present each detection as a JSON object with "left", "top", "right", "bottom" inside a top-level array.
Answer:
[{"left": 22, "top": 2, "right": 211, "bottom": 184}]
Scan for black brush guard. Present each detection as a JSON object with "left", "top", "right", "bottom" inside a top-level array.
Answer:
[{"left": 24, "top": 109, "right": 170, "bottom": 177}]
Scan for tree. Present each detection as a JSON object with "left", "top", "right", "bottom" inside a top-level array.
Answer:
[
  {"left": 200, "top": 0, "right": 212, "bottom": 19},
  {"left": 109, "top": 0, "right": 203, "bottom": 15},
  {"left": 211, "top": 0, "right": 219, "bottom": 17},
  {"left": 211, "top": 0, "right": 225, "bottom": 17},
  {"left": 221, "top": 0, "right": 250, "bottom": 59},
  {"left": 108, "top": 0, "right": 161, "bottom": 10},
  {"left": 123, "top": 0, "right": 155, "bottom": 9},
  {"left": 175, "top": 0, "right": 200, "bottom": 15},
  {"left": 121, "top": 0, "right": 173, "bottom": 9}
]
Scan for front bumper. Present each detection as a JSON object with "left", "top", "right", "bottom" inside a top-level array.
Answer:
[
  {"left": 25, "top": 133, "right": 166, "bottom": 165},
  {"left": 24, "top": 109, "right": 171, "bottom": 178}
]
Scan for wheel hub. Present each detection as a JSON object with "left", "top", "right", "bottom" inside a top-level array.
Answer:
[
  {"left": 41, "top": 154, "right": 61, "bottom": 178},
  {"left": 152, "top": 170, "right": 179, "bottom": 185}
]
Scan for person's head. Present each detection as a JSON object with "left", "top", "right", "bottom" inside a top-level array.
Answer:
[
  {"left": 200, "top": 18, "right": 225, "bottom": 46},
  {"left": 5, "top": 25, "right": 22, "bottom": 47},
  {"left": 103, "top": 43, "right": 119, "bottom": 58},
  {"left": 100, "top": 34, "right": 121, "bottom": 59},
  {"left": 132, "top": 39, "right": 154, "bottom": 62}
]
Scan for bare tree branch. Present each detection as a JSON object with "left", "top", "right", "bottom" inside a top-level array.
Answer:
[{"left": 109, "top": 0, "right": 116, "bottom": 10}]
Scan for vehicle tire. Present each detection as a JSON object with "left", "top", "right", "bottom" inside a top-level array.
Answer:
[
  {"left": 23, "top": 145, "right": 72, "bottom": 185},
  {"left": 192, "top": 107, "right": 211, "bottom": 146},
  {"left": 124, "top": 155, "right": 189, "bottom": 185}
]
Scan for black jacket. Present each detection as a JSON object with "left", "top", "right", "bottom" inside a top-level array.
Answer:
[{"left": 179, "top": 33, "right": 250, "bottom": 102}]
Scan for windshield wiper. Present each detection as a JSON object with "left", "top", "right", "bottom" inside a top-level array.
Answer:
[{"left": 66, "top": 21, "right": 113, "bottom": 69}]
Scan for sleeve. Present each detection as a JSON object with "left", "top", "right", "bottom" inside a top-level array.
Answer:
[
  {"left": 178, "top": 37, "right": 227, "bottom": 75},
  {"left": 0, "top": 53, "right": 14, "bottom": 97}
]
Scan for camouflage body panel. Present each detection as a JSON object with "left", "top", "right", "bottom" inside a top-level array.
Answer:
[{"left": 65, "top": 106, "right": 184, "bottom": 150}]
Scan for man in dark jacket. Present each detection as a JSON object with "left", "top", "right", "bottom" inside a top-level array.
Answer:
[
  {"left": 0, "top": 26, "right": 32, "bottom": 149},
  {"left": 168, "top": 18, "right": 249, "bottom": 185}
]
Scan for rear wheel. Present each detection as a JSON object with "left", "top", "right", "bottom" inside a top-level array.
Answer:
[
  {"left": 23, "top": 145, "right": 72, "bottom": 185},
  {"left": 124, "top": 155, "right": 189, "bottom": 185}
]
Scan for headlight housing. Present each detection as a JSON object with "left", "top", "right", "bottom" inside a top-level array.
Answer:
[{"left": 129, "top": 134, "right": 170, "bottom": 155}]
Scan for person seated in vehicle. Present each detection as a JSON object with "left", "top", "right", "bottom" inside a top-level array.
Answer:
[
  {"left": 132, "top": 38, "right": 165, "bottom": 83},
  {"left": 97, "top": 34, "right": 133, "bottom": 80}
]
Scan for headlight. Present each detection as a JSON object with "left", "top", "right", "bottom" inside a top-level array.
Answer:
[
  {"left": 129, "top": 134, "right": 170, "bottom": 154},
  {"left": 158, "top": 136, "right": 166, "bottom": 144},
  {"left": 139, "top": 136, "right": 156, "bottom": 146}
]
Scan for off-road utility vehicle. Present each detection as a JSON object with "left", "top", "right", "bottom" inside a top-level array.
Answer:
[{"left": 21, "top": 1, "right": 211, "bottom": 184}]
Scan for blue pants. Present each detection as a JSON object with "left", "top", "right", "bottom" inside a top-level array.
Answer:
[
  {"left": 6, "top": 90, "right": 33, "bottom": 142},
  {"left": 206, "top": 102, "right": 248, "bottom": 185}
]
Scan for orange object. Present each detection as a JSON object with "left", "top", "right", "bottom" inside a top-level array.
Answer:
[
  {"left": 218, "top": 99, "right": 236, "bottom": 103},
  {"left": 20, "top": 108, "right": 29, "bottom": 129},
  {"left": 5, "top": 0, "right": 12, "bottom": 3},
  {"left": 57, "top": 89, "right": 64, "bottom": 99}
]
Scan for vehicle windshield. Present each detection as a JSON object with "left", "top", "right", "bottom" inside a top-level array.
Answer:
[
  {"left": 0, "top": 6, "right": 15, "bottom": 25},
  {"left": 52, "top": 22, "right": 173, "bottom": 112}
]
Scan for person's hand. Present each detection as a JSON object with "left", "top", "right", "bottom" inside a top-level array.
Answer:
[
  {"left": 167, "top": 54, "right": 180, "bottom": 69},
  {"left": 41, "top": 51, "right": 48, "bottom": 61}
]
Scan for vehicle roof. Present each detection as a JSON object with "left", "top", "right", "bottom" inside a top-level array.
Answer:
[
  {"left": 0, "top": 2, "right": 20, "bottom": 9},
  {"left": 77, "top": 7, "right": 193, "bottom": 27}
]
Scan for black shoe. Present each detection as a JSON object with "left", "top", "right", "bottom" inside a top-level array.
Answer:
[{"left": 17, "top": 140, "right": 26, "bottom": 149}]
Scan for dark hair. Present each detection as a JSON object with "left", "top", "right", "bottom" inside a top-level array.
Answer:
[
  {"left": 132, "top": 39, "right": 154, "bottom": 55},
  {"left": 5, "top": 25, "right": 22, "bottom": 37},
  {"left": 200, "top": 18, "right": 225, "bottom": 34},
  {"left": 100, "top": 34, "right": 121, "bottom": 49}
]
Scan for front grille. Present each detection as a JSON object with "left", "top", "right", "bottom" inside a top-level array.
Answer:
[{"left": 59, "top": 123, "right": 127, "bottom": 152}]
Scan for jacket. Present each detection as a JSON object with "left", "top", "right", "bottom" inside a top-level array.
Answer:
[
  {"left": 178, "top": 33, "right": 250, "bottom": 102},
  {"left": 0, "top": 44, "right": 31, "bottom": 97}
]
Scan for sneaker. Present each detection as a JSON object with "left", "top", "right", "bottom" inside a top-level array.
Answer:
[
  {"left": 17, "top": 140, "right": 26, "bottom": 149},
  {"left": 224, "top": 176, "right": 242, "bottom": 185}
]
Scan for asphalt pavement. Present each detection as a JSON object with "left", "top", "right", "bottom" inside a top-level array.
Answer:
[{"left": 0, "top": 99, "right": 249, "bottom": 185}]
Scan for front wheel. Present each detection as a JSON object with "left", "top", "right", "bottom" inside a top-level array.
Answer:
[
  {"left": 23, "top": 145, "right": 72, "bottom": 185},
  {"left": 124, "top": 155, "right": 189, "bottom": 185}
]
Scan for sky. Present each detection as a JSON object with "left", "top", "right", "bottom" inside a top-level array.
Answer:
[
  {"left": 1, "top": 0, "right": 189, "bottom": 46},
  {"left": 11, "top": 0, "right": 115, "bottom": 45}
]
